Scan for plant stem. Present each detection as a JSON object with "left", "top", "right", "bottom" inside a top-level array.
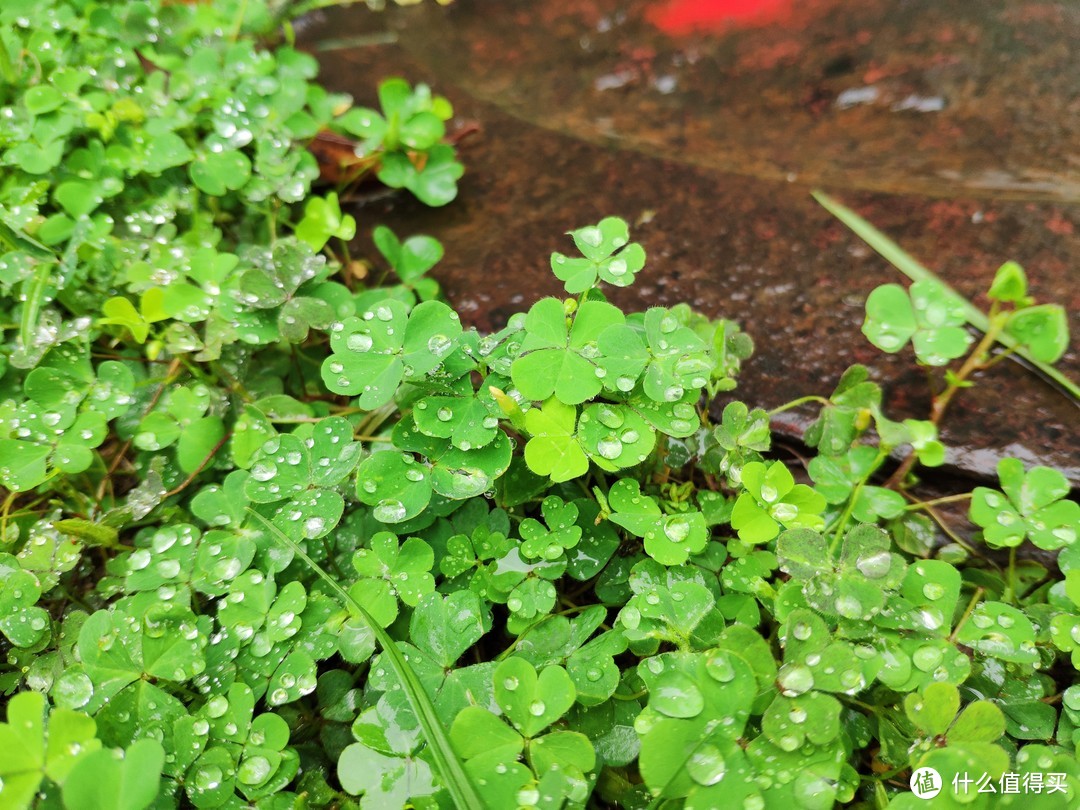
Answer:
[
  {"left": 768, "top": 395, "right": 830, "bottom": 416},
  {"left": 830, "top": 450, "right": 887, "bottom": 549},
  {"left": 949, "top": 586, "right": 985, "bottom": 643},
  {"left": 1006, "top": 547, "right": 1018, "bottom": 605},
  {"left": 903, "top": 493, "right": 973, "bottom": 511},
  {"left": 163, "top": 432, "right": 232, "bottom": 498},
  {"left": 0, "top": 32, "right": 17, "bottom": 84},
  {"left": 885, "top": 315, "right": 1006, "bottom": 489}
]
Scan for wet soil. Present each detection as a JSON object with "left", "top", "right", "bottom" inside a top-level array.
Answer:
[{"left": 297, "top": 0, "right": 1079, "bottom": 484}]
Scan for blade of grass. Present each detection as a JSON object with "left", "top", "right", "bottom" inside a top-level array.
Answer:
[
  {"left": 812, "top": 190, "right": 1079, "bottom": 400},
  {"left": 246, "top": 508, "right": 485, "bottom": 809}
]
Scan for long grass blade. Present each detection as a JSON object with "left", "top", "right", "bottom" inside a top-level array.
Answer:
[
  {"left": 246, "top": 509, "right": 485, "bottom": 809},
  {"left": 812, "top": 190, "right": 1079, "bottom": 400}
]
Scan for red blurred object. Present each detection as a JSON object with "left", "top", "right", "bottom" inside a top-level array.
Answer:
[{"left": 647, "top": 0, "right": 795, "bottom": 33}]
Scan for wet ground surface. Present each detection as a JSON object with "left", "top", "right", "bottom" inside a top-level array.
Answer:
[{"left": 298, "top": 0, "right": 1079, "bottom": 484}]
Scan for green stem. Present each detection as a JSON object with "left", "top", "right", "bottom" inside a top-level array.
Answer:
[
  {"left": 1006, "top": 547, "right": 1018, "bottom": 605},
  {"left": 903, "top": 493, "right": 973, "bottom": 511},
  {"left": 245, "top": 509, "right": 485, "bottom": 810},
  {"left": 948, "top": 587, "right": 985, "bottom": 643},
  {"left": 0, "top": 32, "right": 16, "bottom": 84},
  {"left": 768, "top": 395, "right": 830, "bottom": 416},
  {"left": 885, "top": 315, "right": 1007, "bottom": 489},
  {"left": 831, "top": 450, "right": 887, "bottom": 550}
]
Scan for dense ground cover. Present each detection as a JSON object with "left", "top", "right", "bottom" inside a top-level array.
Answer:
[{"left": 0, "top": 1, "right": 1078, "bottom": 809}]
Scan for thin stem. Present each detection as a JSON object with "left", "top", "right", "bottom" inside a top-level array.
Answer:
[
  {"left": 830, "top": 449, "right": 887, "bottom": 550},
  {"left": 163, "top": 432, "right": 232, "bottom": 499},
  {"left": 1006, "top": 547, "right": 1018, "bottom": 605},
  {"left": 886, "top": 315, "right": 1007, "bottom": 490},
  {"left": 95, "top": 357, "right": 183, "bottom": 504},
  {"left": 768, "top": 395, "right": 830, "bottom": 416},
  {"left": 949, "top": 586, "right": 985, "bottom": 643},
  {"left": 903, "top": 493, "right": 973, "bottom": 511},
  {"left": 0, "top": 32, "right": 16, "bottom": 84}
]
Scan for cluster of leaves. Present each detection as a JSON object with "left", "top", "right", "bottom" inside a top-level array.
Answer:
[{"left": 2, "top": 3, "right": 1079, "bottom": 810}]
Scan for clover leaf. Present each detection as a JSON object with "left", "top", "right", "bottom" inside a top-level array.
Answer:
[
  {"left": 635, "top": 650, "right": 758, "bottom": 804},
  {"left": 78, "top": 605, "right": 206, "bottom": 704},
  {"left": 862, "top": 280, "right": 973, "bottom": 365},
  {"left": 494, "top": 657, "right": 576, "bottom": 738},
  {"left": 711, "top": 401, "right": 771, "bottom": 456},
  {"left": 356, "top": 449, "right": 433, "bottom": 523},
  {"left": 373, "top": 225, "right": 443, "bottom": 300},
  {"left": 731, "top": 461, "right": 826, "bottom": 543},
  {"left": 808, "top": 446, "right": 906, "bottom": 522},
  {"left": 322, "top": 298, "right": 462, "bottom": 408},
  {"left": 523, "top": 398, "right": 589, "bottom": 482},
  {"left": 511, "top": 297, "right": 624, "bottom": 405},
  {"left": 379, "top": 144, "right": 464, "bottom": 207},
  {"left": 550, "top": 216, "right": 646, "bottom": 293},
  {"left": 970, "top": 458, "right": 1078, "bottom": 549},
  {"left": 953, "top": 601, "right": 1038, "bottom": 664},
  {"left": 803, "top": 365, "right": 881, "bottom": 456},
  {"left": 595, "top": 308, "right": 713, "bottom": 403},
  {"left": 619, "top": 561, "right": 716, "bottom": 648},
  {"left": 189, "top": 148, "right": 252, "bottom": 196},
  {"left": 62, "top": 738, "right": 165, "bottom": 810},
  {"left": 410, "top": 590, "right": 490, "bottom": 668},
  {"left": 392, "top": 420, "right": 513, "bottom": 501},
  {"left": 607, "top": 479, "right": 707, "bottom": 566},
  {"left": 0, "top": 553, "right": 51, "bottom": 647},
  {"left": 762, "top": 692, "right": 842, "bottom": 752},
  {"left": 351, "top": 531, "right": 436, "bottom": 627},
  {"left": 1006, "top": 304, "right": 1069, "bottom": 363},
  {"left": 576, "top": 403, "right": 656, "bottom": 470},
  {"left": 778, "top": 609, "right": 875, "bottom": 695},
  {"left": 413, "top": 391, "right": 502, "bottom": 451},
  {"left": 0, "top": 690, "right": 102, "bottom": 809},
  {"left": 295, "top": 192, "right": 356, "bottom": 252},
  {"left": 519, "top": 496, "right": 582, "bottom": 561},
  {"left": 778, "top": 525, "right": 906, "bottom": 620}
]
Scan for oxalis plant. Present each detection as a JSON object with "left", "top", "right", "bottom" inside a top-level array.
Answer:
[{"left": 2, "top": 5, "right": 1080, "bottom": 810}]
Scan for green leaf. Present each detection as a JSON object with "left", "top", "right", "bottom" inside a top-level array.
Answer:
[
  {"left": 295, "top": 192, "right": 356, "bottom": 252},
  {"left": 245, "top": 510, "right": 484, "bottom": 810},
  {"left": 551, "top": 216, "right": 646, "bottom": 293},
  {"left": 62, "top": 738, "right": 165, "bottom": 810},
  {"left": 189, "top": 149, "right": 252, "bottom": 195},
  {"left": 954, "top": 601, "right": 1038, "bottom": 664},
  {"left": 373, "top": 226, "right": 443, "bottom": 282},
  {"left": 732, "top": 461, "right": 826, "bottom": 544},
  {"left": 0, "top": 440, "right": 51, "bottom": 492},
  {"left": 987, "top": 261, "right": 1029, "bottom": 304},
  {"left": 322, "top": 299, "right": 461, "bottom": 408},
  {"left": 607, "top": 479, "right": 708, "bottom": 565},
  {"left": 577, "top": 403, "right": 656, "bottom": 470},
  {"left": 523, "top": 398, "right": 589, "bottom": 482},
  {"left": 357, "top": 451, "right": 433, "bottom": 523},
  {"left": 451, "top": 705, "right": 525, "bottom": 763},
  {"left": 142, "top": 132, "right": 195, "bottom": 173},
  {"left": 511, "top": 297, "right": 624, "bottom": 404},
  {"left": 0, "top": 691, "right": 101, "bottom": 808},
  {"left": 493, "top": 657, "right": 576, "bottom": 738},
  {"left": 813, "top": 190, "right": 1079, "bottom": 398},
  {"left": 1006, "top": 304, "right": 1069, "bottom": 364},
  {"left": 905, "top": 682, "right": 960, "bottom": 737},
  {"left": 969, "top": 458, "right": 1078, "bottom": 550},
  {"left": 410, "top": 590, "right": 488, "bottom": 668},
  {"left": 862, "top": 280, "right": 971, "bottom": 365}
]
